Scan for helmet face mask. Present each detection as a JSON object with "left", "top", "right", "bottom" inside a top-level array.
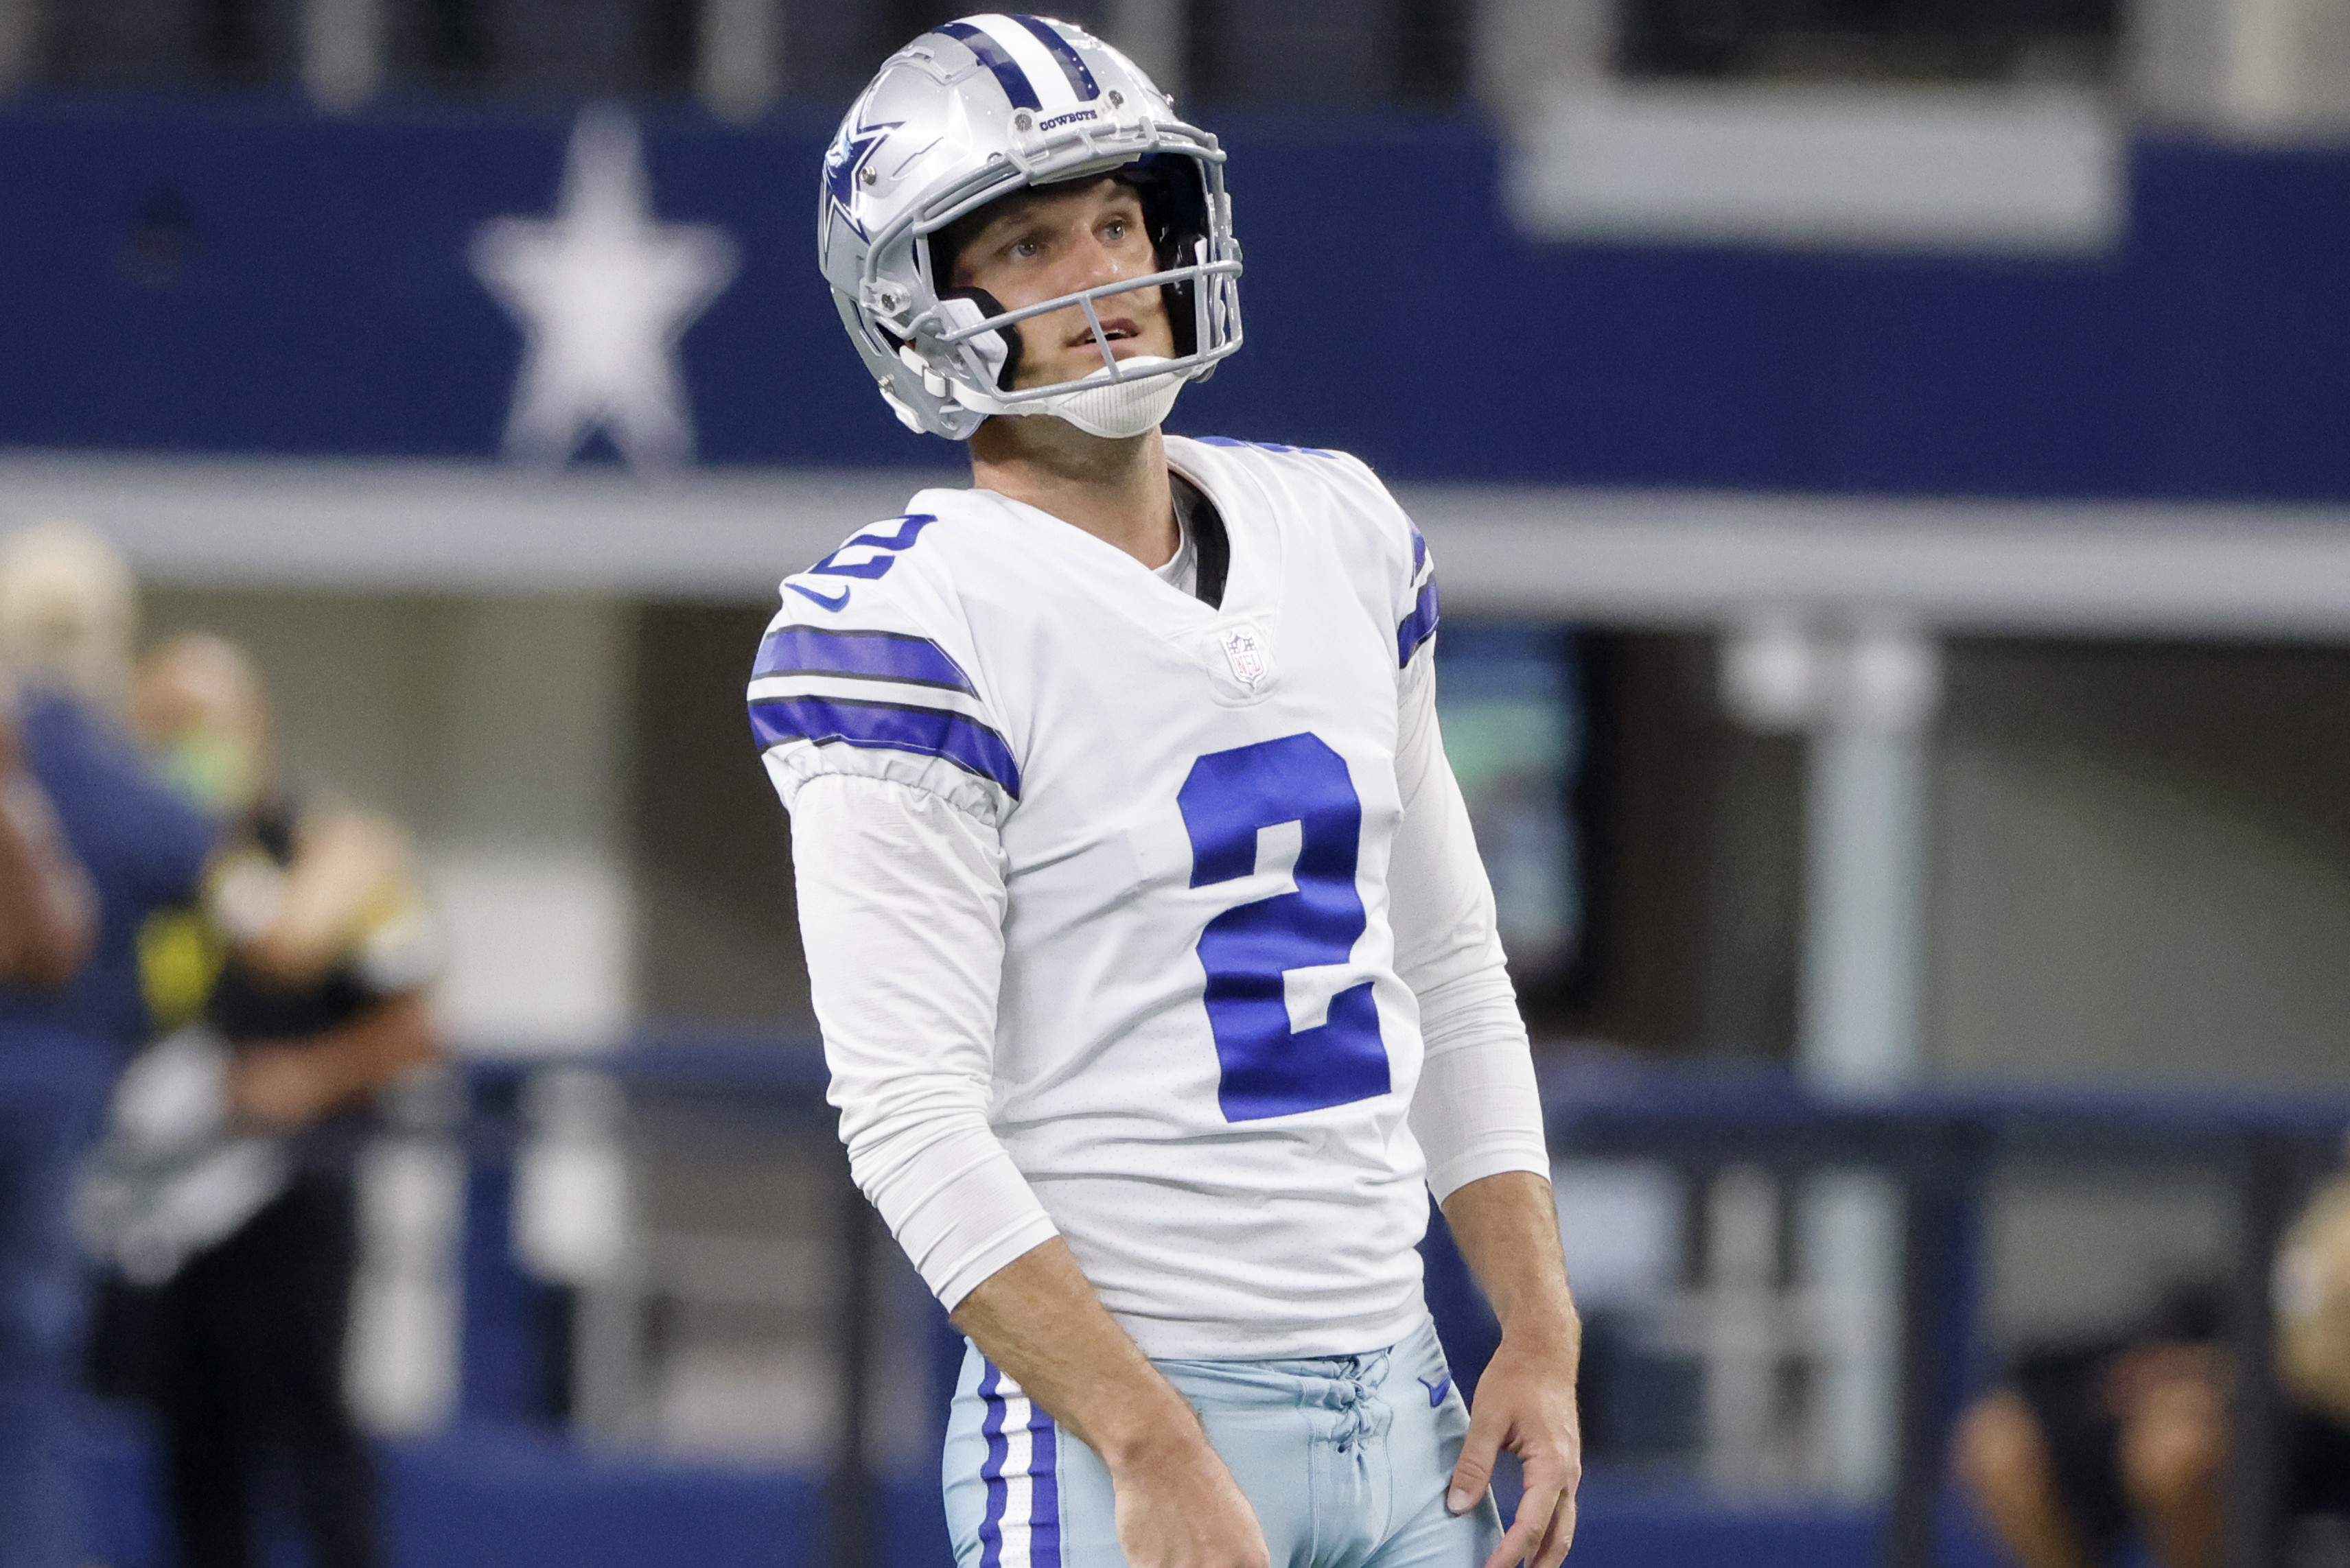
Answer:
[{"left": 819, "top": 14, "right": 1244, "bottom": 441}]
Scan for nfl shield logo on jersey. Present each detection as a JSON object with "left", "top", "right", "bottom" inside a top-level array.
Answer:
[{"left": 1220, "top": 626, "right": 1270, "bottom": 690}]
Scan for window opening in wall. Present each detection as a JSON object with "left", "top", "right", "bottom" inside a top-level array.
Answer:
[
  {"left": 1180, "top": 0, "right": 1469, "bottom": 106},
  {"left": 40, "top": 0, "right": 278, "bottom": 91},
  {"left": 1392, "top": 0, "right": 1468, "bottom": 106},
  {"left": 872, "top": 0, "right": 955, "bottom": 60},
  {"left": 872, "top": 0, "right": 1104, "bottom": 64},
  {"left": 198, "top": 0, "right": 270, "bottom": 86},
  {"left": 19, "top": 0, "right": 1480, "bottom": 108},
  {"left": 636, "top": 0, "right": 699, "bottom": 95},
  {"left": 1183, "top": 0, "right": 1227, "bottom": 104},
  {"left": 1617, "top": 0, "right": 2119, "bottom": 84},
  {"left": 397, "top": 0, "right": 495, "bottom": 92}
]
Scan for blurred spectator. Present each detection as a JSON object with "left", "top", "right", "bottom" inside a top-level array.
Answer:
[
  {"left": 0, "top": 522, "right": 211, "bottom": 1057},
  {"left": 0, "top": 688, "right": 96, "bottom": 986},
  {"left": 82, "top": 632, "right": 439, "bottom": 1568},
  {"left": 1955, "top": 1169, "right": 2350, "bottom": 1568},
  {"left": 2280, "top": 1178, "right": 2350, "bottom": 1438},
  {"left": 0, "top": 521, "right": 219, "bottom": 1568}
]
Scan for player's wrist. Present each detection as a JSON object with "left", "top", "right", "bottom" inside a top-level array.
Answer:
[
  {"left": 1090, "top": 1383, "right": 1213, "bottom": 1477},
  {"left": 1496, "top": 1291, "right": 1581, "bottom": 1357}
]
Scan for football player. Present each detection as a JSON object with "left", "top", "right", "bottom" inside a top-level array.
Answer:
[{"left": 754, "top": 16, "right": 1581, "bottom": 1568}]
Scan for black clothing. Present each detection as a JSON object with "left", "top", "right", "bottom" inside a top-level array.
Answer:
[
  {"left": 2012, "top": 1281, "right": 2350, "bottom": 1562},
  {"left": 207, "top": 804, "right": 377, "bottom": 1047},
  {"left": 158, "top": 1171, "right": 380, "bottom": 1568},
  {"left": 2012, "top": 1340, "right": 2136, "bottom": 1562},
  {"left": 1188, "top": 481, "right": 1232, "bottom": 609},
  {"left": 150, "top": 799, "right": 394, "bottom": 1568}
]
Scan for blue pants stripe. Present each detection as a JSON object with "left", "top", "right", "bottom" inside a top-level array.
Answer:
[{"left": 974, "top": 1359, "right": 1061, "bottom": 1568}]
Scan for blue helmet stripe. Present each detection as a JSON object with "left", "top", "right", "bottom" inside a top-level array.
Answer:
[
  {"left": 938, "top": 21, "right": 1043, "bottom": 111},
  {"left": 1008, "top": 14, "right": 1100, "bottom": 101},
  {"left": 749, "top": 694, "right": 1022, "bottom": 797}
]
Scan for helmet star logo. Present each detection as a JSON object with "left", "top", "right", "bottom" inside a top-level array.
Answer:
[{"left": 823, "top": 119, "right": 900, "bottom": 242}]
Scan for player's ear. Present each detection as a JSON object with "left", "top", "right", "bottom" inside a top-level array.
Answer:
[{"left": 936, "top": 288, "right": 1025, "bottom": 391}]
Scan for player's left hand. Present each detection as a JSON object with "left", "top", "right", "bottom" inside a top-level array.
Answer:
[{"left": 1448, "top": 1318, "right": 1583, "bottom": 1568}]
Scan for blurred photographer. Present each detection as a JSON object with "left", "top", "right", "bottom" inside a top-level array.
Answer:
[
  {"left": 81, "top": 631, "right": 440, "bottom": 1568},
  {"left": 1955, "top": 1165, "right": 2350, "bottom": 1568}
]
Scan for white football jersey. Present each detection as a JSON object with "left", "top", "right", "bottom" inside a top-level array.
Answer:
[{"left": 750, "top": 436, "right": 1451, "bottom": 1357}]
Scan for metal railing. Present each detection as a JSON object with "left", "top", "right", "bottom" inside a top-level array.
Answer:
[
  {"left": 437, "top": 1045, "right": 2350, "bottom": 1567},
  {"left": 1544, "top": 1062, "right": 2350, "bottom": 1568}
]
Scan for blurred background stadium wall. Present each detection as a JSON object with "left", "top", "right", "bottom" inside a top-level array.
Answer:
[{"left": 10, "top": 0, "right": 2350, "bottom": 1565}]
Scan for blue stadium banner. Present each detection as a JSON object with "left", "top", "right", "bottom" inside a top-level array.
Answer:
[{"left": 3, "top": 100, "right": 2349, "bottom": 499}]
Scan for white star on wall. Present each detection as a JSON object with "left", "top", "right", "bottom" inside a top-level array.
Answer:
[{"left": 472, "top": 105, "right": 741, "bottom": 471}]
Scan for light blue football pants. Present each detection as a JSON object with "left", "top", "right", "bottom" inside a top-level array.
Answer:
[{"left": 943, "top": 1315, "right": 1504, "bottom": 1568}]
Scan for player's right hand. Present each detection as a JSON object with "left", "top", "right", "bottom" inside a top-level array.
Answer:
[{"left": 1106, "top": 1431, "right": 1270, "bottom": 1568}]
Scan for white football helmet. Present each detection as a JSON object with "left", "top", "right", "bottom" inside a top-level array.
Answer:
[{"left": 818, "top": 13, "right": 1243, "bottom": 441}]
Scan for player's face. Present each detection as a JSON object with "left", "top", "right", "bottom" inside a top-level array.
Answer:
[{"left": 945, "top": 177, "right": 1176, "bottom": 390}]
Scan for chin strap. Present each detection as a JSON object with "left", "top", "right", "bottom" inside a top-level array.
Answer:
[
  {"left": 951, "top": 355, "right": 1192, "bottom": 439},
  {"left": 1040, "top": 362, "right": 1189, "bottom": 438}
]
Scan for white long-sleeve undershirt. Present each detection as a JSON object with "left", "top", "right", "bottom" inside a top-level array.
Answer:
[
  {"left": 787, "top": 657, "right": 1548, "bottom": 1313},
  {"left": 789, "top": 773, "right": 1058, "bottom": 1309},
  {"left": 1390, "top": 659, "right": 1550, "bottom": 1202}
]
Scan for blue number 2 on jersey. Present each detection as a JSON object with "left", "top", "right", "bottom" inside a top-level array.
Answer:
[
  {"left": 1178, "top": 733, "right": 1391, "bottom": 1122},
  {"left": 787, "top": 513, "right": 940, "bottom": 613}
]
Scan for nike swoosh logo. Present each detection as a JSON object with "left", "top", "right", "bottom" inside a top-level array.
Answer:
[
  {"left": 787, "top": 582, "right": 850, "bottom": 611},
  {"left": 1419, "top": 1374, "right": 1452, "bottom": 1408}
]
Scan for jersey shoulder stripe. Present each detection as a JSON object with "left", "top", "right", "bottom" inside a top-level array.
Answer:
[
  {"left": 749, "top": 693, "right": 1020, "bottom": 799},
  {"left": 1397, "top": 519, "right": 1439, "bottom": 667},
  {"left": 754, "top": 625, "right": 976, "bottom": 694},
  {"left": 1397, "top": 576, "right": 1441, "bottom": 668},
  {"left": 752, "top": 504, "right": 1016, "bottom": 823},
  {"left": 1190, "top": 434, "right": 1345, "bottom": 460}
]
